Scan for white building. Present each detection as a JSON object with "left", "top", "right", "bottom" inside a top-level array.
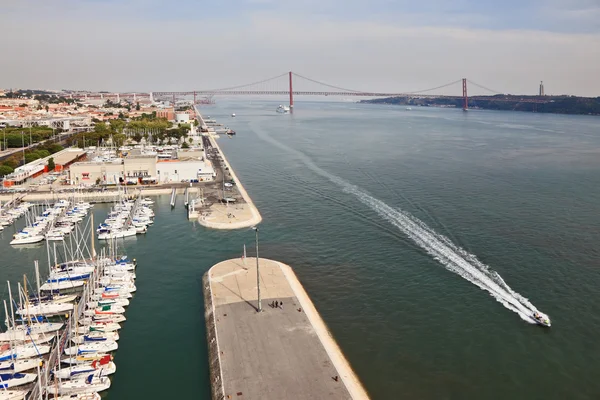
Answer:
[
  {"left": 175, "top": 113, "right": 190, "bottom": 124},
  {"left": 156, "top": 158, "right": 215, "bottom": 183}
]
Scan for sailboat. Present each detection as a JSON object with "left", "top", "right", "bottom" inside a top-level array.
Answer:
[
  {"left": 0, "top": 390, "right": 27, "bottom": 399},
  {"left": 53, "top": 354, "right": 116, "bottom": 380},
  {"left": 46, "top": 373, "right": 111, "bottom": 395},
  {"left": 71, "top": 331, "right": 119, "bottom": 344},
  {"left": 0, "top": 372, "right": 37, "bottom": 388}
]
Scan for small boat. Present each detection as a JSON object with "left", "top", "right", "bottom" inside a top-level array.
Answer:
[
  {"left": 0, "top": 373, "right": 37, "bottom": 388},
  {"left": 0, "top": 344, "right": 51, "bottom": 361},
  {"left": 0, "top": 389, "right": 27, "bottom": 399},
  {"left": 532, "top": 312, "right": 551, "bottom": 327},
  {"left": 40, "top": 281, "right": 85, "bottom": 292},
  {"left": 79, "top": 315, "right": 126, "bottom": 325},
  {"left": 71, "top": 331, "right": 119, "bottom": 344},
  {"left": 53, "top": 355, "right": 115, "bottom": 380},
  {"left": 406, "top": 107, "right": 412, "bottom": 111},
  {"left": 52, "top": 393, "right": 101, "bottom": 400},
  {"left": 10, "top": 234, "right": 44, "bottom": 245},
  {"left": 46, "top": 374, "right": 111, "bottom": 395},
  {"left": 89, "top": 291, "right": 132, "bottom": 301},
  {"left": 16, "top": 302, "right": 74, "bottom": 318},
  {"left": 86, "top": 298, "right": 129, "bottom": 308},
  {"left": 83, "top": 305, "right": 126, "bottom": 317},
  {"left": 276, "top": 105, "right": 290, "bottom": 113},
  {"left": 0, "top": 359, "right": 42, "bottom": 374},
  {"left": 63, "top": 341, "right": 118, "bottom": 356},
  {"left": 0, "top": 323, "right": 63, "bottom": 338},
  {"left": 76, "top": 324, "right": 121, "bottom": 334},
  {"left": 231, "top": 113, "right": 236, "bottom": 117}
]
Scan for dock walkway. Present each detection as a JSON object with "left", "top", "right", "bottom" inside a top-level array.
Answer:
[{"left": 203, "top": 258, "right": 369, "bottom": 400}]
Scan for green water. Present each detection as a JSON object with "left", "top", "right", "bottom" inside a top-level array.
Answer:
[{"left": 1, "top": 102, "right": 599, "bottom": 399}]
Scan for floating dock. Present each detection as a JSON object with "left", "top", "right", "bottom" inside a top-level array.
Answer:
[{"left": 203, "top": 258, "right": 370, "bottom": 400}]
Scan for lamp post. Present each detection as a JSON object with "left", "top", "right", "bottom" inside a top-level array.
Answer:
[{"left": 253, "top": 226, "right": 261, "bottom": 312}]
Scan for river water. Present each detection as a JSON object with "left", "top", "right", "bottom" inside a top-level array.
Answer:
[{"left": 0, "top": 101, "right": 599, "bottom": 399}]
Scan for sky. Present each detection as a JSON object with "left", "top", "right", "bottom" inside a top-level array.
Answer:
[{"left": 1, "top": 0, "right": 599, "bottom": 96}]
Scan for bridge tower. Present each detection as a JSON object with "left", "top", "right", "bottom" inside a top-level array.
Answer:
[
  {"left": 462, "top": 78, "right": 468, "bottom": 111},
  {"left": 289, "top": 71, "right": 294, "bottom": 110}
]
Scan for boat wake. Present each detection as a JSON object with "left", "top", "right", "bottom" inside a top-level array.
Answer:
[{"left": 252, "top": 125, "right": 544, "bottom": 324}]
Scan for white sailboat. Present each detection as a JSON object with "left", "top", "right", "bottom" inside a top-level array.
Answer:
[
  {"left": 63, "top": 341, "right": 118, "bottom": 356},
  {"left": 53, "top": 355, "right": 116, "bottom": 380},
  {"left": 76, "top": 323, "right": 121, "bottom": 335},
  {"left": 83, "top": 305, "right": 126, "bottom": 317},
  {"left": 46, "top": 374, "right": 111, "bottom": 395},
  {"left": 0, "top": 372, "right": 37, "bottom": 388},
  {"left": 16, "top": 302, "right": 73, "bottom": 318},
  {"left": 71, "top": 331, "right": 119, "bottom": 344},
  {"left": 86, "top": 298, "right": 129, "bottom": 308},
  {"left": 40, "top": 280, "right": 85, "bottom": 292},
  {"left": 0, "top": 390, "right": 27, "bottom": 400},
  {"left": 79, "top": 314, "right": 126, "bottom": 325},
  {"left": 52, "top": 394, "right": 101, "bottom": 400},
  {"left": 0, "top": 359, "right": 42, "bottom": 374},
  {"left": 0, "top": 344, "right": 51, "bottom": 362}
]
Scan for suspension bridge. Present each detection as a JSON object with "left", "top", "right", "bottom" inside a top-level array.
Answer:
[{"left": 70, "top": 71, "right": 550, "bottom": 110}]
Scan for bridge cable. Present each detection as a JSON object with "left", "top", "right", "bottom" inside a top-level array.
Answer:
[
  {"left": 292, "top": 72, "right": 365, "bottom": 93},
  {"left": 401, "top": 79, "right": 463, "bottom": 95},
  {"left": 203, "top": 72, "right": 289, "bottom": 92},
  {"left": 467, "top": 80, "right": 503, "bottom": 95}
]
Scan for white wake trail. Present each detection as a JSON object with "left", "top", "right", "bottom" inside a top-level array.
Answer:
[{"left": 252, "top": 126, "right": 542, "bottom": 323}]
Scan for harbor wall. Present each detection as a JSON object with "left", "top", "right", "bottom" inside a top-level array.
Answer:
[
  {"left": 195, "top": 108, "right": 262, "bottom": 229},
  {"left": 202, "top": 272, "right": 226, "bottom": 400}
]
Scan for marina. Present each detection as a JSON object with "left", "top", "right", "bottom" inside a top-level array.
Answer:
[{"left": 0, "top": 193, "right": 152, "bottom": 399}]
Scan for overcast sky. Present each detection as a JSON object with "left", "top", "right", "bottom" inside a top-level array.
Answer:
[{"left": 1, "top": 0, "right": 599, "bottom": 96}]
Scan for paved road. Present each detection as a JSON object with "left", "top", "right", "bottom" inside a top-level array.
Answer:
[{"left": 207, "top": 258, "right": 367, "bottom": 400}]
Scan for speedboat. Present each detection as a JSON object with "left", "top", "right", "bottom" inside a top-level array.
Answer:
[{"left": 532, "top": 312, "right": 551, "bottom": 327}]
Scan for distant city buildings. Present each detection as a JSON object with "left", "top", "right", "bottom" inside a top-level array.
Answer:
[{"left": 539, "top": 81, "right": 545, "bottom": 96}]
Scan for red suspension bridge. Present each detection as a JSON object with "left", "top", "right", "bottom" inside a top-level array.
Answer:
[{"left": 72, "top": 71, "right": 550, "bottom": 110}]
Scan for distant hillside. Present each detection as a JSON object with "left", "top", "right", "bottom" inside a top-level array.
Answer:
[{"left": 361, "top": 95, "right": 600, "bottom": 116}]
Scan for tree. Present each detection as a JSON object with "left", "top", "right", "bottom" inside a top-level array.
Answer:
[
  {"left": 47, "top": 157, "right": 55, "bottom": 171},
  {"left": 194, "top": 119, "right": 199, "bottom": 126},
  {"left": 45, "top": 105, "right": 49, "bottom": 112},
  {"left": 136, "top": 102, "right": 140, "bottom": 111},
  {"left": 2, "top": 157, "right": 19, "bottom": 169},
  {"left": 188, "top": 137, "right": 193, "bottom": 144},
  {"left": 25, "top": 152, "right": 41, "bottom": 163},
  {"left": 181, "top": 142, "right": 190, "bottom": 149},
  {"left": 0, "top": 165, "right": 14, "bottom": 177},
  {"left": 132, "top": 133, "right": 142, "bottom": 143}
]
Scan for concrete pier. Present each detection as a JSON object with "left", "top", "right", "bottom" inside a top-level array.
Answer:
[
  {"left": 193, "top": 108, "right": 262, "bottom": 230},
  {"left": 203, "top": 258, "right": 370, "bottom": 400}
]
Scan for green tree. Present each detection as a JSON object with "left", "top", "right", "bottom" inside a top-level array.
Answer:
[
  {"left": 194, "top": 119, "right": 199, "bottom": 126},
  {"left": 25, "top": 152, "right": 41, "bottom": 163},
  {"left": 45, "top": 105, "right": 49, "bottom": 112},
  {"left": 2, "top": 157, "right": 19, "bottom": 169},
  {"left": 188, "top": 137, "right": 193, "bottom": 144},
  {"left": 136, "top": 102, "right": 140, "bottom": 111},
  {"left": 0, "top": 165, "right": 14, "bottom": 177},
  {"left": 132, "top": 133, "right": 142, "bottom": 143},
  {"left": 47, "top": 157, "right": 55, "bottom": 171},
  {"left": 181, "top": 142, "right": 190, "bottom": 149}
]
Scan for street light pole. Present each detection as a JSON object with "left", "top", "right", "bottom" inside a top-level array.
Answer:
[{"left": 253, "top": 226, "right": 261, "bottom": 312}]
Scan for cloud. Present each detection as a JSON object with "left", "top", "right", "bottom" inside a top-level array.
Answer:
[{"left": 0, "top": 0, "right": 599, "bottom": 96}]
